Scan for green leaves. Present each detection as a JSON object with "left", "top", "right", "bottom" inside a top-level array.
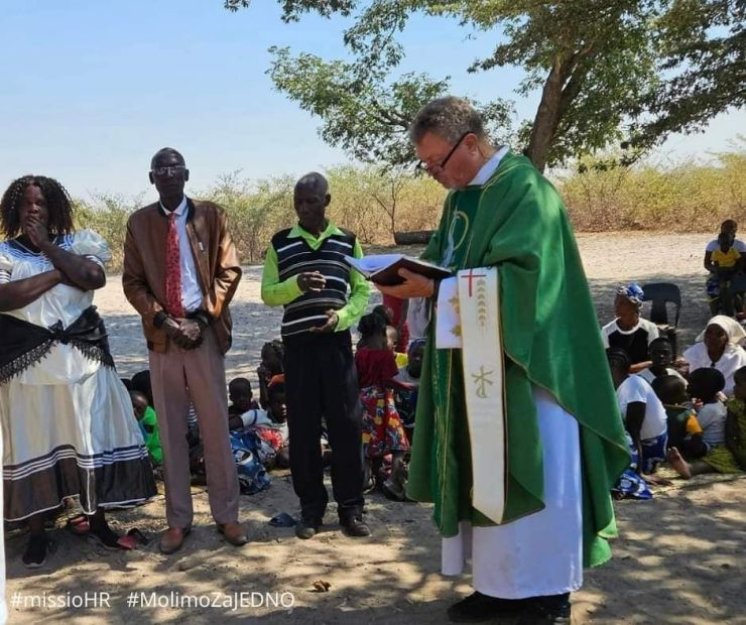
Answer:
[
  {"left": 227, "top": 0, "right": 744, "bottom": 171},
  {"left": 631, "top": 0, "right": 746, "bottom": 150},
  {"left": 269, "top": 45, "right": 451, "bottom": 164},
  {"left": 224, "top": 1, "right": 355, "bottom": 21}
]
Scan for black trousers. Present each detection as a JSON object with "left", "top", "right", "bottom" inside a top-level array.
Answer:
[{"left": 284, "top": 330, "right": 364, "bottom": 522}]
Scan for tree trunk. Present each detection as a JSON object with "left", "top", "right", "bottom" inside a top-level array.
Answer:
[{"left": 527, "top": 56, "right": 571, "bottom": 172}]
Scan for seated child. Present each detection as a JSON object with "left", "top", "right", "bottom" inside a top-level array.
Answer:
[
  {"left": 256, "top": 340, "right": 284, "bottom": 409},
  {"left": 651, "top": 375, "right": 706, "bottom": 459},
  {"left": 227, "top": 377, "right": 264, "bottom": 430},
  {"left": 608, "top": 348, "right": 668, "bottom": 474},
  {"left": 706, "top": 232, "right": 742, "bottom": 315},
  {"left": 637, "top": 337, "right": 687, "bottom": 386},
  {"left": 227, "top": 377, "right": 281, "bottom": 469},
  {"left": 131, "top": 369, "right": 154, "bottom": 406},
  {"left": 393, "top": 338, "right": 425, "bottom": 437},
  {"left": 689, "top": 367, "right": 727, "bottom": 449},
  {"left": 266, "top": 380, "right": 291, "bottom": 469},
  {"left": 130, "top": 390, "right": 163, "bottom": 466},
  {"left": 229, "top": 432, "right": 271, "bottom": 495},
  {"left": 668, "top": 366, "right": 745, "bottom": 478},
  {"left": 131, "top": 369, "right": 200, "bottom": 476},
  {"left": 356, "top": 312, "right": 410, "bottom": 494},
  {"left": 223, "top": 379, "right": 273, "bottom": 490},
  {"left": 611, "top": 432, "right": 653, "bottom": 501},
  {"left": 710, "top": 232, "right": 741, "bottom": 275},
  {"left": 395, "top": 339, "right": 424, "bottom": 385},
  {"left": 388, "top": 326, "right": 408, "bottom": 369}
]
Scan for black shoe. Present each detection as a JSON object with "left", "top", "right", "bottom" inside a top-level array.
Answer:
[
  {"left": 295, "top": 518, "right": 321, "bottom": 540},
  {"left": 517, "top": 594, "right": 572, "bottom": 624},
  {"left": 340, "top": 516, "right": 371, "bottom": 537},
  {"left": 447, "top": 591, "right": 527, "bottom": 623},
  {"left": 23, "top": 534, "right": 50, "bottom": 569},
  {"left": 381, "top": 479, "right": 405, "bottom": 501}
]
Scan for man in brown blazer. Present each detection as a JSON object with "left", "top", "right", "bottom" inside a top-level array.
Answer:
[{"left": 123, "top": 147, "right": 246, "bottom": 554}]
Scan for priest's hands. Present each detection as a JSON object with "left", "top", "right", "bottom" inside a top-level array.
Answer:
[{"left": 377, "top": 268, "right": 435, "bottom": 299}]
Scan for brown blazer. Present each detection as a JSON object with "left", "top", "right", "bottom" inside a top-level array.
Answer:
[{"left": 122, "top": 198, "right": 241, "bottom": 354}]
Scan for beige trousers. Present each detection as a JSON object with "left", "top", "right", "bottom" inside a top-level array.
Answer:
[{"left": 149, "top": 328, "right": 239, "bottom": 528}]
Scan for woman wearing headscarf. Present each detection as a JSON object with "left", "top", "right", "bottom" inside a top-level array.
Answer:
[
  {"left": 601, "top": 283, "right": 660, "bottom": 373},
  {"left": 682, "top": 315, "right": 746, "bottom": 395}
]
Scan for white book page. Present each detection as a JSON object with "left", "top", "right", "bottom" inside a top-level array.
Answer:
[{"left": 345, "top": 254, "right": 404, "bottom": 274}]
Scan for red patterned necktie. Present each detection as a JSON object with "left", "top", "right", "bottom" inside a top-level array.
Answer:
[{"left": 164, "top": 212, "right": 185, "bottom": 318}]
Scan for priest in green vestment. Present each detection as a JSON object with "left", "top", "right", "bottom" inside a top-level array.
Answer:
[{"left": 378, "top": 97, "right": 629, "bottom": 625}]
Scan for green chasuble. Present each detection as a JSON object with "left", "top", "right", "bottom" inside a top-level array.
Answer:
[{"left": 407, "top": 152, "right": 629, "bottom": 568}]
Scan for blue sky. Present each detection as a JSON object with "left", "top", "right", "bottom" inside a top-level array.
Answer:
[{"left": 1, "top": 0, "right": 743, "bottom": 201}]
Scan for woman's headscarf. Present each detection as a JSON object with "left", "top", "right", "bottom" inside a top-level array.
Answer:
[
  {"left": 616, "top": 283, "right": 645, "bottom": 309},
  {"left": 696, "top": 315, "right": 746, "bottom": 345}
]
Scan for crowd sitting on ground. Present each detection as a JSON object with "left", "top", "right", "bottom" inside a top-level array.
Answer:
[{"left": 602, "top": 277, "right": 746, "bottom": 500}]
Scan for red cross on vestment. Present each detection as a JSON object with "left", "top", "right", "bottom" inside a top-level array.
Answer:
[{"left": 460, "top": 269, "right": 487, "bottom": 297}]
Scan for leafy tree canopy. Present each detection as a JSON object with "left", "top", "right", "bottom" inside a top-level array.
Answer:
[{"left": 225, "top": 1, "right": 744, "bottom": 171}]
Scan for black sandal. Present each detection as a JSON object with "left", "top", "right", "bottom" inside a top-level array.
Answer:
[{"left": 23, "top": 534, "right": 53, "bottom": 569}]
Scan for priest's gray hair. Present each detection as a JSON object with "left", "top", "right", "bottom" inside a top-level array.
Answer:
[{"left": 409, "top": 96, "right": 487, "bottom": 145}]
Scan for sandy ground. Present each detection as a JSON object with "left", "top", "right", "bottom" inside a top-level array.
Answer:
[{"left": 5, "top": 232, "right": 746, "bottom": 625}]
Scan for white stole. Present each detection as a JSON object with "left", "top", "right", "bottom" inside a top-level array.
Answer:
[{"left": 435, "top": 267, "right": 507, "bottom": 523}]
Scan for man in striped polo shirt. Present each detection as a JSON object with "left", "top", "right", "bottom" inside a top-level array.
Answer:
[{"left": 261, "top": 172, "right": 371, "bottom": 539}]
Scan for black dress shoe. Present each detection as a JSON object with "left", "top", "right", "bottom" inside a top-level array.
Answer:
[
  {"left": 295, "top": 518, "right": 321, "bottom": 540},
  {"left": 340, "top": 516, "right": 371, "bottom": 537},
  {"left": 447, "top": 591, "right": 527, "bottom": 623},
  {"left": 517, "top": 593, "right": 572, "bottom": 624}
]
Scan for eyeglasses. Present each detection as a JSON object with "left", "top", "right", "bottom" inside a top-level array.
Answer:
[
  {"left": 151, "top": 165, "right": 186, "bottom": 177},
  {"left": 416, "top": 132, "right": 471, "bottom": 173}
]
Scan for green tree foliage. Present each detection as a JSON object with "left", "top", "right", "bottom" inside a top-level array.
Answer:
[
  {"left": 631, "top": 0, "right": 746, "bottom": 150},
  {"left": 226, "top": 0, "right": 665, "bottom": 171},
  {"left": 268, "top": 48, "right": 463, "bottom": 166}
]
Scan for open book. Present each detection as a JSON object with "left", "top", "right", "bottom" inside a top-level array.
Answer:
[{"left": 344, "top": 254, "right": 453, "bottom": 286}]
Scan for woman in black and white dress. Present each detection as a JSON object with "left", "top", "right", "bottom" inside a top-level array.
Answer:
[{"left": 0, "top": 175, "right": 155, "bottom": 568}]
